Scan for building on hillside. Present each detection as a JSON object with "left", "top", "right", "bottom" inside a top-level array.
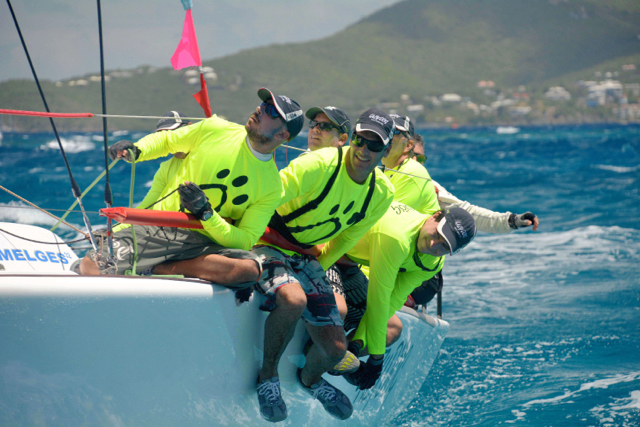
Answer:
[
  {"left": 586, "top": 80, "right": 623, "bottom": 107},
  {"left": 441, "top": 93, "right": 462, "bottom": 103},
  {"left": 615, "top": 104, "right": 640, "bottom": 120},
  {"left": 545, "top": 86, "right": 571, "bottom": 101},
  {"left": 477, "top": 80, "right": 495, "bottom": 88}
]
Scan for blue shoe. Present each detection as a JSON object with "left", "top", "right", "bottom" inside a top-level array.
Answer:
[
  {"left": 256, "top": 376, "right": 287, "bottom": 423},
  {"left": 297, "top": 369, "right": 353, "bottom": 420}
]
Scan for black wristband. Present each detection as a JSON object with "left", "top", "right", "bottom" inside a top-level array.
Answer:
[
  {"left": 368, "top": 356, "right": 384, "bottom": 366},
  {"left": 508, "top": 213, "right": 518, "bottom": 229}
]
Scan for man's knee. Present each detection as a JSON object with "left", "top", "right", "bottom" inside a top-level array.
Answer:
[
  {"left": 386, "top": 315, "right": 403, "bottom": 347},
  {"left": 228, "top": 258, "right": 261, "bottom": 283},
  {"left": 78, "top": 256, "right": 99, "bottom": 276},
  {"left": 275, "top": 284, "right": 307, "bottom": 315},
  {"left": 312, "top": 326, "right": 347, "bottom": 361}
]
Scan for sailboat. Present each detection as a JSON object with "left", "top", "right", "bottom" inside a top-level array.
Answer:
[{"left": 0, "top": 1, "right": 449, "bottom": 425}]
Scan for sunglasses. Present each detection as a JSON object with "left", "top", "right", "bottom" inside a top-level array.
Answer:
[
  {"left": 309, "top": 120, "right": 342, "bottom": 133},
  {"left": 415, "top": 154, "right": 427, "bottom": 164},
  {"left": 260, "top": 102, "right": 282, "bottom": 120},
  {"left": 394, "top": 128, "right": 411, "bottom": 139},
  {"left": 351, "top": 134, "right": 386, "bottom": 153}
]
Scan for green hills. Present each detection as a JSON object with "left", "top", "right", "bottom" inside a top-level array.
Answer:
[{"left": 2, "top": 0, "right": 640, "bottom": 132}]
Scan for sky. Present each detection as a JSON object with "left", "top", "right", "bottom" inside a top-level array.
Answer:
[{"left": 1, "top": 0, "right": 399, "bottom": 83}]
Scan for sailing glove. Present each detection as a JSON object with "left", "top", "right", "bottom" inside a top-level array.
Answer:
[
  {"left": 179, "top": 182, "right": 213, "bottom": 221},
  {"left": 348, "top": 356, "right": 383, "bottom": 390},
  {"left": 108, "top": 140, "right": 141, "bottom": 161},
  {"left": 509, "top": 212, "right": 537, "bottom": 229}
]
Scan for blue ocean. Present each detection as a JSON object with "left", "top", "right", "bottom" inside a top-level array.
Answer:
[{"left": 1, "top": 123, "right": 639, "bottom": 426}]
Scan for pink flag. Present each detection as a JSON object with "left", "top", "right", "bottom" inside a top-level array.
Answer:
[
  {"left": 193, "top": 73, "right": 212, "bottom": 118},
  {"left": 171, "top": 9, "right": 202, "bottom": 70}
]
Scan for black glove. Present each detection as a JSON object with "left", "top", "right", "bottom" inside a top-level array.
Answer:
[
  {"left": 179, "top": 182, "right": 213, "bottom": 221},
  {"left": 108, "top": 140, "right": 141, "bottom": 161},
  {"left": 509, "top": 212, "right": 537, "bottom": 229},
  {"left": 345, "top": 356, "right": 383, "bottom": 390}
]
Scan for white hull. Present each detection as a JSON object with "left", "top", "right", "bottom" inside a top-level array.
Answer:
[{"left": 0, "top": 224, "right": 448, "bottom": 426}]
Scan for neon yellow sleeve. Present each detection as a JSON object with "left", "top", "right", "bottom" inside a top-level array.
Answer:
[
  {"left": 387, "top": 267, "right": 441, "bottom": 317},
  {"left": 201, "top": 187, "right": 282, "bottom": 250},
  {"left": 137, "top": 161, "right": 172, "bottom": 209},
  {"left": 135, "top": 118, "right": 205, "bottom": 161},
  {"left": 352, "top": 231, "right": 408, "bottom": 356}
]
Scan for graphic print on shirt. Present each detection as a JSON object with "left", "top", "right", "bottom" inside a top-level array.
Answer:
[
  {"left": 288, "top": 200, "right": 362, "bottom": 244},
  {"left": 188, "top": 168, "right": 250, "bottom": 212}
]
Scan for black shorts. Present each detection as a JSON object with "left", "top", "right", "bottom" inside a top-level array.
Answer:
[{"left": 327, "top": 264, "right": 369, "bottom": 332}]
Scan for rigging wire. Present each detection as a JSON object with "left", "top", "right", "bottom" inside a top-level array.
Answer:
[
  {"left": 6, "top": 0, "right": 99, "bottom": 251},
  {"left": 0, "top": 227, "right": 88, "bottom": 245},
  {"left": 0, "top": 184, "right": 88, "bottom": 237},
  {"left": 96, "top": 0, "right": 114, "bottom": 257}
]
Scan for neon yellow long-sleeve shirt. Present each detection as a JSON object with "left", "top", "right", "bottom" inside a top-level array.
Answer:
[
  {"left": 133, "top": 115, "right": 282, "bottom": 250},
  {"left": 346, "top": 201, "right": 444, "bottom": 355},
  {"left": 384, "top": 158, "right": 440, "bottom": 214},
  {"left": 272, "top": 146, "right": 394, "bottom": 270}
]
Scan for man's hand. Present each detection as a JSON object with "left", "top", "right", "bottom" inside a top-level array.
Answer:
[
  {"left": 108, "top": 140, "right": 141, "bottom": 161},
  {"left": 345, "top": 356, "right": 383, "bottom": 390},
  {"left": 509, "top": 212, "right": 539, "bottom": 231},
  {"left": 179, "top": 182, "right": 213, "bottom": 221}
]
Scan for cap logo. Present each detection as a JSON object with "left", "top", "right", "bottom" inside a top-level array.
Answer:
[
  {"left": 278, "top": 95, "right": 293, "bottom": 105},
  {"left": 285, "top": 110, "right": 303, "bottom": 121},
  {"left": 454, "top": 220, "right": 468, "bottom": 238},
  {"left": 325, "top": 106, "right": 337, "bottom": 110},
  {"left": 368, "top": 114, "right": 389, "bottom": 125}
]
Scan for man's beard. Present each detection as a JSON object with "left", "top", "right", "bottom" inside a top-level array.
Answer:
[{"left": 246, "top": 126, "right": 274, "bottom": 146}]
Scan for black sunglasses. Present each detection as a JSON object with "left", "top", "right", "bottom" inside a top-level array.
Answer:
[
  {"left": 260, "top": 102, "right": 282, "bottom": 120},
  {"left": 351, "top": 134, "right": 386, "bottom": 153},
  {"left": 309, "top": 120, "right": 341, "bottom": 133},
  {"left": 415, "top": 154, "right": 427, "bottom": 164},
  {"left": 394, "top": 128, "right": 411, "bottom": 139}
]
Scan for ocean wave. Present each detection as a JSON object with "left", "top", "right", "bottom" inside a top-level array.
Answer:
[
  {"left": 593, "top": 164, "right": 640, "bottom": 173},
  {"left": 40, "top": 136, "right": 95, "bottom": 153},
  {"left": 0, "top": 201, "right": 83, "bottom": 234}
]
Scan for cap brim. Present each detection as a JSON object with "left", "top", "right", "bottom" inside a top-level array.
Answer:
[
  {"left": 258, "top": 88, "right": 287, "bottom": 121},
  {"left": 355, "top": 123, "right": 390, "bottom": 145},
  {"left": 156, "top": 122, "right": 183, "bottom": 131},
  {"left": 437, "top": 218, "right": 454, "bottom": 256}
]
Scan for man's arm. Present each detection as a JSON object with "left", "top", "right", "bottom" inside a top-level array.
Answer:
[
  {"left": 352, "top": 232, "right": 407, "bottom": 356},
  {"left": 201, "top": 188, "right": 282, "bottom": 251},
  {"left": 433, "top": 179, "right": 538, "bottom": 233},
  {"left": 134, "top": 119, "right": 204, "bottom": 161}
]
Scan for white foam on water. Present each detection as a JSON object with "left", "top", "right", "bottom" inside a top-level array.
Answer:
[
  {"left": 524, "top": 372, "right": 640, "bottom": 407},
  {"left": 593, "top": 164, "right": 640, "bottom": 173},
  {"left": 144, "top": 180, "right": 153, "bottom": 188},
  {"left": 589, "top": 389, "right": 640, "bottom": 426},
  {"left": 40, "top": 135, "right": 95, "bottom": 153},
  {"left": 92, "top": 135, "right": 104, "bottom": 142},
  {"left": 112, "top": 130, "right": 129, "bottom": 137},
  {"left": 0, "top": 201, "right": 83, "bottom": 234}
]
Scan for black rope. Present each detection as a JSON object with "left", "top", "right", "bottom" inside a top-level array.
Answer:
[
  {"left": 96, "top": 0, "right": 114, "bottom": 258},
  {"left": 140, "top": 188, "right": 180, "bottom": 210},
  {"left": 0, "top": 228, "right": 88, "bottom": 245}
]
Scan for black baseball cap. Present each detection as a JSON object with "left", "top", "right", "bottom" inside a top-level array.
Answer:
[
  {"left": 156, "top": 111, "right": 188, "bottom": 131},
  {"left": 257, "top": 88, "right": 304, "bottom": 141},
  {"left": 305, "top": 106, "right": 352, "bottom": 136},
  {"left": 354, "top": 108, "right": 395, "bottom": 145},
  {"left": 437, "top": 207, "right": 477, "bottom": 255},
  {"left": 389, "top": 113, "right": 415, "bottom": 138}
]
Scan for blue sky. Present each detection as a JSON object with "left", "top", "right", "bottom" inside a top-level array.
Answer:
[{"left": 1, "top": 0, "right": 398, "bottom": 82}]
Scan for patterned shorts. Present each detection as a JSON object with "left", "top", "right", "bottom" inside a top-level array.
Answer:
[
  {"left": 326, "top": 264, "right": 369, "bottom": 332},
  {"left": 87, "top": 225, "right": 260, "bottom": 279},
  {"left": 252, "top": 245, "right": 343, "bottom": 327}
]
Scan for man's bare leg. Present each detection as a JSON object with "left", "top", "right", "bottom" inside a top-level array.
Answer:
[
  {"left": 154, "top": 254, "right": 259, "bottom": 286},
  {"left": 258, "top": 283, "right": 307, "bottom": 381},
  {"left": 334, "top": 292, "right": 348, "bottom": 320},
  {"left": 386, "top": 314, "right": 403, "bottom": 347},
  {"left": 299, "top": 324, "right": 346, "bottom": 387}
]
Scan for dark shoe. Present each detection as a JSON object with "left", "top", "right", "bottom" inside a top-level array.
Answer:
[
  {"left": 297, "top": 369, "right": 353, "bottom": 420},
  {"left": 256, "top": 376, "right": 287, "bottom": 423}
]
